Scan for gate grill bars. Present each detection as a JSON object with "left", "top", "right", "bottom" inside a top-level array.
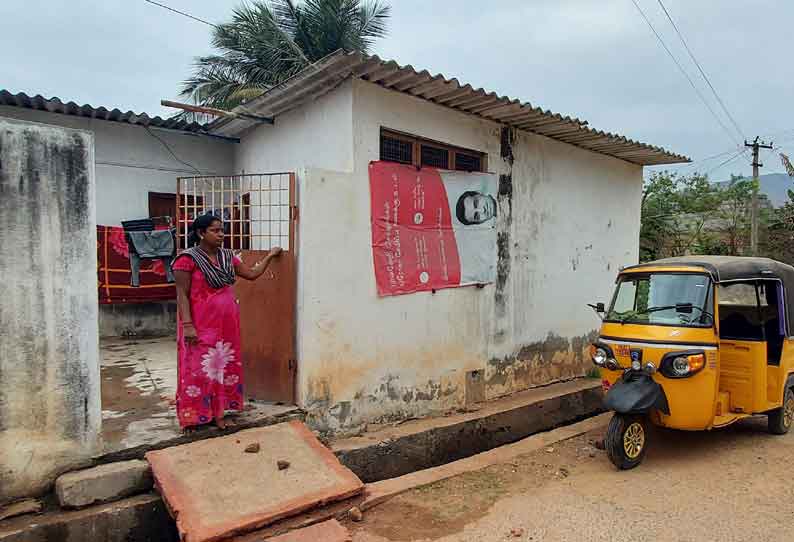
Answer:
[{"left": 176, "top": 173, "right": 294, "bottom": 252}]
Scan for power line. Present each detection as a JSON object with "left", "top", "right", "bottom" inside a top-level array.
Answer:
[
  {"left": 655, "top": 0, "right": 745, "bottom": 142},
  {"left": 144, "top": 126, "right": 202, "bottom": 174},
  {"left": 679, "top": 146, "right": 742, "bottom": 170},
  {"left": 705, "top": 149, "right": 747, "bottom": 177},
  {"left": 143, "top": 0, "right": 217, "bottom": 27},
  {"left": 630, "top": 0, "right": 739, "bottom": 147}
]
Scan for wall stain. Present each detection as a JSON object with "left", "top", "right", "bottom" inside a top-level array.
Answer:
[
  {"left": 486, "top": 331, "right": 599, "bottom": 395},
  {"left": 494, "top": 126, "right": 515, "bottom": 326},
  {"left": 305, "top": 372, "right": 458, "bottom": 436}
]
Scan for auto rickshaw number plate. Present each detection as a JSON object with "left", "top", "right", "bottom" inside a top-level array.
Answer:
[{"left": 615, "top": 344, "right": 631, "bottom": 361}]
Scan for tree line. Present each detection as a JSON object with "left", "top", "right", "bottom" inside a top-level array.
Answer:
[{"left": 640, "top": 171, "right": 794, "bottom": 263}]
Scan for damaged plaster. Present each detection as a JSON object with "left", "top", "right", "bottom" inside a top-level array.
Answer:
[{"left": 485, "top": 331, "right": 599, "bottom": 399}]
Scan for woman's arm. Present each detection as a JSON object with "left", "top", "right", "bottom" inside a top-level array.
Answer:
[
  {"left": 174, "top": 270, "right": 197, "bottom": 343},
  {"left": 235, "top": 247, "right": 283, "bottom": 281}
]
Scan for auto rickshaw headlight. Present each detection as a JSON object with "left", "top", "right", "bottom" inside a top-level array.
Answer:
[
  {"left": 671, "top": 356, "right": 690, "bottom": 376},
  {"left": 605, "top": 358, "right": 620, "bottom": 371},
  {"left": 644, "top": 362, "right": 656, "bottom": 374},
  {"left": 591, "top": 346, "right": 608, "bottom": 366},
  {"left": 661, "top": 352, "right": 706, "bottom": 378},
  {"left": 631, "top": 359, "right": 642, "bottom": 371}
]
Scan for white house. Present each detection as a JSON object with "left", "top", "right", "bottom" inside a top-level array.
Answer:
[
  {"left": 207, "top": 50, "right": 688, "bottom": 432},
  {"left": 0, "top": 50, "right": 688, "bottom": 437}
]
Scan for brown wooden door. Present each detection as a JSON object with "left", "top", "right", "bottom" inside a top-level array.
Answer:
[
  {"left": 177, "top": 173, "right": 297, "bottom": 404},
  {"left": 234, "top": 248, "right": 296, "bottom": 402}
]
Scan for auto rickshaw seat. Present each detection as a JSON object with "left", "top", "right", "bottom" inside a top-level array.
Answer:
[{"left": 719, "top": 308, "right": 762, "bottom": 340}]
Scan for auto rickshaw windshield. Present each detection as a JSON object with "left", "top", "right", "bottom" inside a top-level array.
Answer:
[{"left": 606, "top": 273, "right": 714, "bottom": 327}]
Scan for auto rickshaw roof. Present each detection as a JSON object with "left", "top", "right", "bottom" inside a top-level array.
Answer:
[{"left": 624, "top": 256, "right": 794, "bottom": 286}]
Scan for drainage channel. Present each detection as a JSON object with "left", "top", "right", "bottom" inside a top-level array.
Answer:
[{"left": 332, "top": 379, "right": 604, "bottom": 483}]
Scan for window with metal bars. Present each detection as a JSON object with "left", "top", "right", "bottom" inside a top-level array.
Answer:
[
  {"left": 380, "top": 134, "right": 413, "bottom": 164},
  {"left": 379, "top": 129, "right": 486, "bottom": 172},
  {"left": 421, "top": 144, "right": 449, "bottom": 169},
  {"left": 454, "top": 152, "right": 482, "bottom": 172}
]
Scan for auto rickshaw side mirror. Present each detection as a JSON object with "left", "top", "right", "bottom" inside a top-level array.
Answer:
[{"left": 588, "top": 302, "right": 606, "bottom": 317}]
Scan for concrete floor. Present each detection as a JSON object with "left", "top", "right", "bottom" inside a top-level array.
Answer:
[{"left": 100, "top": 337, "right": 296, "bottom": 454}]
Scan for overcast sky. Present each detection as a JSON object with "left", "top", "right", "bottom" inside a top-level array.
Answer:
[{"left": 2, "top": 0, "right": 792, "bottom": 179}]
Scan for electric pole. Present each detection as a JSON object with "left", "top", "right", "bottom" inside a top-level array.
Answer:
[{"left": 746, "top": 136, "right": 774, "bottom": 256}]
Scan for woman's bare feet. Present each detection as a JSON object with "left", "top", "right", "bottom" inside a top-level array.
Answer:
[{"left": 215, "top": 417, "right": 227, "bottom": 430}]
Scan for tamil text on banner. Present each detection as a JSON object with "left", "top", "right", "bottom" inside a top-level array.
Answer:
[{"left": 369, "top": 161, "right": 498, "bottom": 297}]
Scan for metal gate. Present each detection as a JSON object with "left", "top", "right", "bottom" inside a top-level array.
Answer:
[{"left": 177, "top": 173, "right": 297, "bottom": 403}]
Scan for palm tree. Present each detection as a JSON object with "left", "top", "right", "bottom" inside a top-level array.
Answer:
[{"left": 180, "top": 0, "right": 390, "bottom": 111}]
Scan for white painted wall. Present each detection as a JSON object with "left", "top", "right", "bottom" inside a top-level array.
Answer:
[
  {"left": 294, "top": 79, "right": 643, "bottom": 432},
  {"left": 0, "top": 119, "right": 100, "bottom": 503},
  {"left": 233, "top": 79, "right": 354, "bottom": 175},
  {"left": 0, "top": 106, "right": 236, "bottom": 225}
]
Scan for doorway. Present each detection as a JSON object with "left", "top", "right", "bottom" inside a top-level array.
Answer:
[{"left": 176, "top": 173, "right": 298, "bottom": 404}]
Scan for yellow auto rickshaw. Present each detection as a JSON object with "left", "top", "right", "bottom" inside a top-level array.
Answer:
[{"left": 590, "top": 256, "right": 794, "bottom": 469}]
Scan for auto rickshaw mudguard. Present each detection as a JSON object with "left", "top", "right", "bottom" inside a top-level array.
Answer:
[{"left": 604, "top": 371, "right": 670, "bottom": 415}]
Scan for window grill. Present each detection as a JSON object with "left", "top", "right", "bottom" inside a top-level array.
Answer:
[
  {"left": 380, "top": 129, "right": 486, "bottom": 172},
  {"left": 380, "top": 135, "right": 413, "bottom": 164},
  {"left": 176, "top": 173, "right": 293, "bottom": 252},
  {"left": 455, "top": 152, "right": 482, "bottom": 172},
  {"left": 421, "top": 145, "right": 449, "bottom": 169}
]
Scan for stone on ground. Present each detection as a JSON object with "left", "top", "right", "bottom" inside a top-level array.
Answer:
[
  {"left": 0, "top": 499, "right": 42, "bottom": 522},
  {"left": 55, "top": 460, "right": 152, "bottom": 509}
]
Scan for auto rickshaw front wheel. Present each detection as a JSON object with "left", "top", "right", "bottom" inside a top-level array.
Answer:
[
  {"left": 605, "top": 414, "right": 648, "bottom": 470},
  {"left": 768, "top": 387, "right": 794, "bottom": 435}
]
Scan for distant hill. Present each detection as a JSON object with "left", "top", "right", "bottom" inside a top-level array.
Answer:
[{"left": 715, "top": 173, "right": 794, "bottom": 207}]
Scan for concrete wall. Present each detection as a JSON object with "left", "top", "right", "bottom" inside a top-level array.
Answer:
[
  {"left": 0, "top": 106, "right": 236, "bottom": 225},
  {"left": 0, "top": 118, "right": 101, "bottom": 503},
  {"left": 294, "top": 79, "right": 643, "bottom": 433},
  {"left": 99, "top": 302, "right": 177, "bottom": 338}
]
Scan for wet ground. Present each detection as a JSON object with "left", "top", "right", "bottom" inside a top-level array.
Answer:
[
  {"left": 100, "top": 336, "right": 296, "bottom": 454},
  {"left": 350, "top": 416, "right": 794, "bottom": 541}
]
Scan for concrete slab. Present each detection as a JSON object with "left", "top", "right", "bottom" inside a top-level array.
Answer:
[
  {"left": 333, "top": 378, "right": 604, "bottom": 482},
  {"left": 263, "top": 519, "right": 350, "bottom": 542},
  {"left": 55, "top": 460, "right": 152, "bottom": 509},
  {"left": 146, "top": 421, "right": 364, "bottom": 542}
]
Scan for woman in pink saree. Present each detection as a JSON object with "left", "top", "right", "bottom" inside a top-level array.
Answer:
[{"left": 173, "top": 214, "right": 282, "bottom": 430}]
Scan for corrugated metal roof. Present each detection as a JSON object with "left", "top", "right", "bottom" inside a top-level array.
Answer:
[
  {"left": 209, "top": 50, "right": 689, "bottom": 166},
  {"left": 0, "top": 90, "right": 209, "bottom": 133}
]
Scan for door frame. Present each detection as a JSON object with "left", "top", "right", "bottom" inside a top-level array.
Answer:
[{"left": 176, "top": 172, "right": 298, "bottom": 404}]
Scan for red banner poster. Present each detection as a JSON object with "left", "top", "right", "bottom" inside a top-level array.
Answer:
[{"left": 369, "top": 161, "right": 498, "bottom": 297}]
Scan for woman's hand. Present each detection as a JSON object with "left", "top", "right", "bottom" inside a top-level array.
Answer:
[
  {"left": 183, "top": 322, "right": 198, "bottom": 344},
  {"left": 235, "top": 247, "right": 284, "bottom": 280}
]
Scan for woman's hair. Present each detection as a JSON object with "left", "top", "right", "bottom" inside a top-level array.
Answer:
[{"left": 188, "top": 213, "right": 222, "bottom": 247}]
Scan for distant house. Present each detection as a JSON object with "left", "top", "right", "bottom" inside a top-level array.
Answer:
[{"left": 0, "top": 50, "right": 688, "bottom": 434}]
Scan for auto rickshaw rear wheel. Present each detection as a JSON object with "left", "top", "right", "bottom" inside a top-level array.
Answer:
[
  {"left": 605, "top": 414, "right": 647, "bottom": 470},
  {"left": 768, "top": 387, "right": 794, "bottom": 435}
]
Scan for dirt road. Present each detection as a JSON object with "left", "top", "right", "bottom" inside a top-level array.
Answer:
[{"left": 349, "top": 416, "right": 794, "bottom": 542}]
